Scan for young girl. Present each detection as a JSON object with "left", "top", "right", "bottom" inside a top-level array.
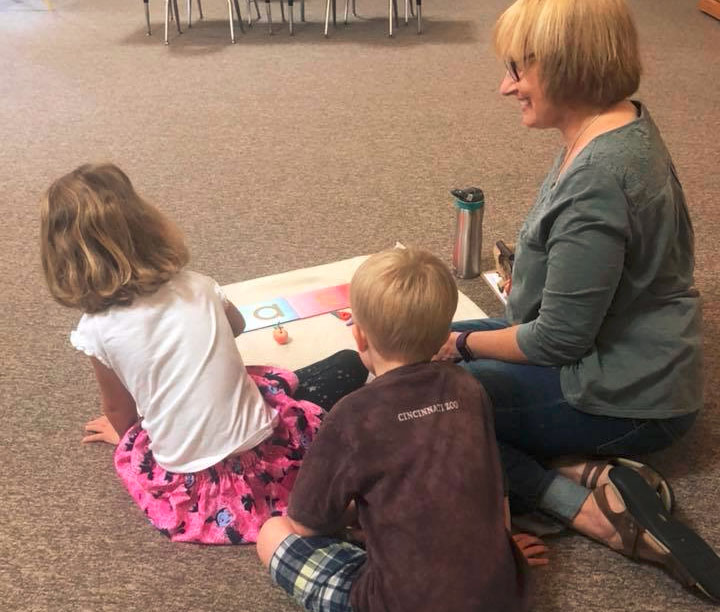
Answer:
[{"left": 40, "top": 163, "right": 368, "bottom": 545}]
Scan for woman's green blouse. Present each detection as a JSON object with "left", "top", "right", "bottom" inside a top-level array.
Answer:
[{"left": 508, "top": 102, "right": 703, "bottom": 418}]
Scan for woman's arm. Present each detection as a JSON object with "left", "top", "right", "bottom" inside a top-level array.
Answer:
[
  {"left": 434, "top": 327, "right": 529, "bottom": 363},
  {"left": 465, "top": 325, "right": 528, "bottom": 363},
  {"left": 88, "top": 357, "right": 138, "bottom": 441},
  {"left": 514, "top": 169, "right": 628, "bottom": 366}
]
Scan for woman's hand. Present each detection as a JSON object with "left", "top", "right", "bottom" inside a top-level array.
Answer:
[
  {"left": 82, "top": 415, "right": 120, "bottom": 445},
  {"left": 432, "top": 331, "right": 461, "bottom": 361},
  {"left": 513, "top": 532, "right": 550, "bottom": 566}
]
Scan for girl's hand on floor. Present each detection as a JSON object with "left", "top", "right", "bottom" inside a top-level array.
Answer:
[
  {"left": 513, "top": 532, "right": 550, "bottom": 566},
  {"left": 82, "top": 415, "right": 120, "bottom": 445}
]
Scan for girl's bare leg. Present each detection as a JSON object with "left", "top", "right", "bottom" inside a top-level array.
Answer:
[{"left": 257, "top": 516, "right": 295, "bottom": 567}]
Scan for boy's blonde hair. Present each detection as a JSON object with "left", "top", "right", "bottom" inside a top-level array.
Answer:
[
  {"left": 494, "top": 0, "right": 641, "bottom": 108},
  {"left": 40, "top": 163, "right": 189, "bottom": 313},
  {"left": 350, "top": 247, "right": 458, "bottom": 363}
]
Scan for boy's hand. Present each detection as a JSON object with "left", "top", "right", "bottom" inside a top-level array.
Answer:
[
  {"left": 82, "top": 415, "right": 120, "bottom": 445},
  {"left": 432, "top": 332, "right": 461, "bottom": 361},
  {"left": 346, "top": 526, "right": 366, "bottom": 545},
  {"left": 513, "top": 533, "right": 549, "bottom": 566}
]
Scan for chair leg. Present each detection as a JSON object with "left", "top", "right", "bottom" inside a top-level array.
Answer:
[
  {"left": 300, "top": 0, "right": 305, "bottom": 21},
  {"left": 392, "top": 0, "right": 398, "bottom": 27},
  {"left": 265, "top": 0, "right": 273, "bottom": 34},
  {"left": 388, "top": 0, "right": 393, "bottom": 36},
  {"left": 233, "top": 0, "right": 245, "bottom": 33},
  {"left": 164, "top": 0, "right": 170, "bottom": 43},
  {"left": 173, "top": 0, "right": 182, "bottom": 33},
  {"left": 227, "top": 0, "right": 236, "bottom": 42},
  {"left": 332, "top": 0, "right": 336, "bottom": 26},
  {"left": 404, "top": 0, "right": 408, "bottom": 24},
  {"left": 344, "top": 0, "right": 348, "bottom": 24},
  {"left": 324, "top": 0, "right": 331, "bottom": 36},
  {"left": 189, "top": 0, "right": 204, "bottom": 25},
  {"left": 280, "top": 0, "right": 285, "bottom": 23},
  {"left": 288, "top": 0, "right": 294, "bottom": 34},
  {"left": 416, "top": 0, "right": 421, "bottom": 34},
  {"left": 247, "top": 0, "right": 260, "bottom": 25},
  {"left": 144, "top": 0, "right": 151, "bottom": 35},
  {"left": 352, "top": 0, "right": 358, "bottom": 17}
]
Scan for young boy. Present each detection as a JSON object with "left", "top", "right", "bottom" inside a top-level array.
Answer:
[{"left": 257, "top": 247, "right": 542, "bottom": 612}]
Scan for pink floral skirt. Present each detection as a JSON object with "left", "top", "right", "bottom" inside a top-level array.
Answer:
[{"left": 113, "top": 366, "right": 324, "bottom": 545}]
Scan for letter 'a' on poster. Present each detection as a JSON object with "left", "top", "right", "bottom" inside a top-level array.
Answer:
[{"left": 237, "top": 284, "right": 351, "bottom": 332}]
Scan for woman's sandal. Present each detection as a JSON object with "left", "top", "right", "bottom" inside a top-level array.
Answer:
[
  {"left": 581, "top": 457, "right": 674, "bottom": 513},
  {"left": 594, "top": 465, "right": 720, "bottom": 602}
]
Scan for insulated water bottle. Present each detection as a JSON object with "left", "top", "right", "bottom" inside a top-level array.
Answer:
[{"left": 451, "top": 187, "right": 484, "bottom": 279}]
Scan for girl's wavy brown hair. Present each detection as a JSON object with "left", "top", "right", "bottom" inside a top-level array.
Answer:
[{"left": 40, "top": 163, "right": 189, "bottom": 313}]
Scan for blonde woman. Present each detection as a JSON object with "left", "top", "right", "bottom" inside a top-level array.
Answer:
[{"left": 435, "top": 0, "right": 718, "bottom": 601}]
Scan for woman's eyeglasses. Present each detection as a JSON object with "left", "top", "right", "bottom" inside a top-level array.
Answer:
[{"left": 504, "top": 54, "right": 535, "bottom": 82}]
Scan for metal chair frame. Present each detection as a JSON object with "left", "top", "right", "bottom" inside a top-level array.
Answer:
[
  {"left": 257, "top": 0, "right": 306, "bottom": 35},
  {"left": 187, "top": 0, "right": 204, "bottom": 27},
  {"left": 159, "top": 0, "right": 245, "bottom": 43},
  {"left": 325, "top": 0, "right": 422, "bottom": 37}
]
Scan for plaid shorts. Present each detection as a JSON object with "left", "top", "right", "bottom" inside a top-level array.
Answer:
[{"left": 269, "top": 534, "right": 367, "bottom": 612}]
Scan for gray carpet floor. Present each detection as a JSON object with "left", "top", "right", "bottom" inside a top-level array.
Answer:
[{"left": 2, "top": 0, "right": 719, "bottom": 610}]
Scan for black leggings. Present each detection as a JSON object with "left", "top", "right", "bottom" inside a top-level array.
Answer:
[{"left": 293, "top": 350, "right": 368, "bottom": 412}]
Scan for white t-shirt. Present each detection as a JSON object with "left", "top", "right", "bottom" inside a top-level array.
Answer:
[{"left": 71, "top": 270, "right": 276, "bottom": 472}]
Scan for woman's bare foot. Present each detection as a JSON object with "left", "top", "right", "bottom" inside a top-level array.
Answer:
[
  {"left": 554, "top": 459, "right": 612, "bottom": 488},
  {"left": 570, "top": 481, "right": 667, "bottom": 558},
  {"left": 571, "top": 489, "right": 621, "bottom": 549}
]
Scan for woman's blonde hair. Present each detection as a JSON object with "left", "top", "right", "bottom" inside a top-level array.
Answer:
[
  {"left": 40, "top": 163, "right": 189, "bottom": 313},
  {"left": 350, "top": 247, "right": 458, "bottom": 363},
  {"left": 494, "top": 0, "right": 641, "bottom": 108}
]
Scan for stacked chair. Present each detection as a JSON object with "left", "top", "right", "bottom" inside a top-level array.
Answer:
[
  {"left": 258, "top": 0, "right": 307, "bottom": 35},
  {"left": 162, "top": 0, "right": 246, "bottom": 43},
  {"left": 142, "top": 0, "right": 420, "bottom": 42},
  {"left": 324, "top": 0, "right": 421, "bottom": 37}
]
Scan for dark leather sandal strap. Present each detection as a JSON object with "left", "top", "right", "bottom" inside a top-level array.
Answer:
[
  {"left": 593, "top": 484, "right": 642, "bottom": 558},
  {"left": 581, "top": 459, "right": 608, "bottom": 489},
  {"left": 594, "top": 482, "right": 695, "bottom": 587}
]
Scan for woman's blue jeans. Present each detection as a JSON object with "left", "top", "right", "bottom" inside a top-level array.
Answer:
[{"left": 452, "top": 319, "right": 697, "bottom": 522}]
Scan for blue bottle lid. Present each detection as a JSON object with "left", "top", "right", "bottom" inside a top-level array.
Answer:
[{"left": 451, "top": 187, "right": 484, "bottom": 210}]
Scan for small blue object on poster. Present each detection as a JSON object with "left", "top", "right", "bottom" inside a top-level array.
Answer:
[{"left": 237, "top": 298, "right": 299, "bottom": 332}]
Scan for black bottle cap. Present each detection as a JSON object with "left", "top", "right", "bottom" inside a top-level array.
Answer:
[{"left": 450, "top": 187, "right": 484, "bottom": 203}]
